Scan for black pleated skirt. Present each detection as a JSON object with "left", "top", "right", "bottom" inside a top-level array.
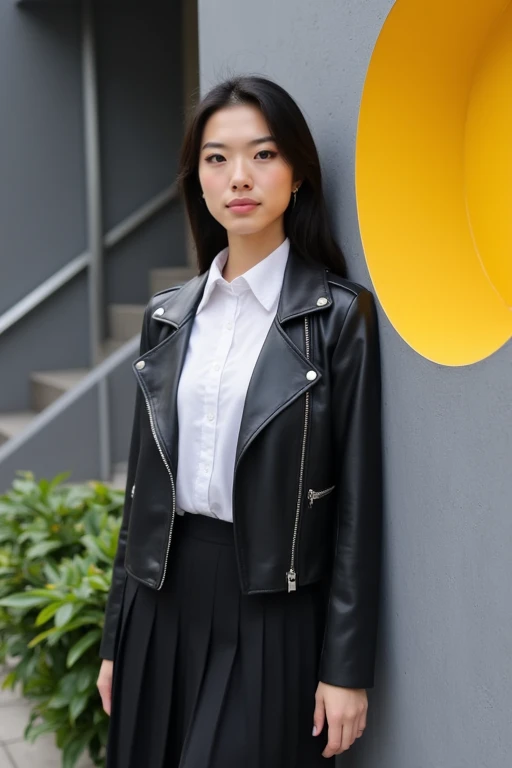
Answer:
[{"left": 106, "top": 511, "right": 331, "bottom": 767}]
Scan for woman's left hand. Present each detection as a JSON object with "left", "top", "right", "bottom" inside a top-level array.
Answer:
[{"left": 313, "top": 681, "right": 368, "bottom": 758}]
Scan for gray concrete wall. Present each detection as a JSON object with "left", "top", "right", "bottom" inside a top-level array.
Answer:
[
  {"left": 0, "top": 0, "right": 185, "bottom": 411},
  {"left": 97, "top": 0, "right": 187, "bottom": 306},
  {"left": 197, "top": 2, "right": 512, "bottom": 766},
  {"left": 0, "top": 2, "right": 85, "bottom": 318}
]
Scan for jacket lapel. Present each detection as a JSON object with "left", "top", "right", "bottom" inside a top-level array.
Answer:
[
  {"left": 132, "top": 271, "right": 208, "bottom": 474},
  {"left": 132, "top": 247, "right": 333, "bottom": 477},
  {"left": 234, "top": 250, "right": 333, "bottom": 466}
]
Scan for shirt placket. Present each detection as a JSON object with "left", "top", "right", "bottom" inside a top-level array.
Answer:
[{"left": 196, "top": 286, "right": 239, "bottom": 511}]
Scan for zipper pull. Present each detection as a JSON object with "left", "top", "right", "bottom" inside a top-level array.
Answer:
[
  {"left": 286, "top": 570, "right": 297, "bottom": 592},
  {"left": 307, "top": 489, "right": 314, "bottom": 508}
]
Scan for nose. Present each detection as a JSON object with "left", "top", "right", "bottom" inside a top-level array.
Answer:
[{"left": 230, "top": 158, "right": 253, "bottom": 191}]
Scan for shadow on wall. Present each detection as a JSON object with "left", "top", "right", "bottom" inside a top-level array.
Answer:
[{"left": 356, "top": 0, "right": 512, "bottom": 366}]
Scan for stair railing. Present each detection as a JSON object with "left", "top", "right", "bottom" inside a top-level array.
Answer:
[{"left": 0, "top": 0, "right": 180, "bottom": 482}]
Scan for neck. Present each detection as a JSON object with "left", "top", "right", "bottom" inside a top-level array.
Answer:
[{"left": 222, "top": 221, "right": 286, "bottom": 282}]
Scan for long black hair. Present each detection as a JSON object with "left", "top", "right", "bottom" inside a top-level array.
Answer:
[{"left": 177, "top": 75, "right": 347, "bottom": 277}]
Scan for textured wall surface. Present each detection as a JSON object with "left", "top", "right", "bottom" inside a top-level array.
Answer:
[
  {"left": 0, "top": 2, "right": 85, "bottom": 318},
  {"left": 197, "top": 1, "right": 512, "bottom": 766},
  {"left": 0, "top": 0, "right": 185, "bottom": 412}
]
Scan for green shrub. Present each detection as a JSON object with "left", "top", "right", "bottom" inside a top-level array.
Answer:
[{"left": 0, "top": 471, "right": 123, "bottom": 768}]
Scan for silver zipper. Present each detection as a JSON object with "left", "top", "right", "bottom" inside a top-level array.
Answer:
[
  {"left": 286, "top": 315, "right": 311, "bottom": 593},
  {"left": 307, "top": 485, "right": 335, "bottom": 507},
  {"left": 138, "top": 383, "right": 176, "bottom": 591}
]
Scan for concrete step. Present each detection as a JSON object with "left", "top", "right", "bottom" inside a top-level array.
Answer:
[
  {"left": 0, "top": 412, "right": 36, "bottom": 447},
  {"left": 149, "top": 266, "right": 196, "bottom": 295},
  {"left": 30, "top": 369, "right": 89, "bottom": 412},
  {"left": 108, "top": 304, "right": 145, "bottom": 343},
  {"left": 0, "top": 341, "right": 126, "bottom": 446}
]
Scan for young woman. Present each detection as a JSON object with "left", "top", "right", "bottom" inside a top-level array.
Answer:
[{"left": 96, "top": 74, "right": 383, "bottom": 767}]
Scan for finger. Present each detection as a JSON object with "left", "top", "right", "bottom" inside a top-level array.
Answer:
[
  {"left": 312, "top": 694, "right": 325, "bottom": 737},
  {"left": 341, "top": 720, "right": 355, "bottom": 752},
  {"left": 98, "top": 685, "right": 111, "bottom": 716},
  {"left": 355, "top": 714, "right": 365, "bottom": 738},
  {"left": 322, "top": 721, "right": 342, "bottom": 758}
]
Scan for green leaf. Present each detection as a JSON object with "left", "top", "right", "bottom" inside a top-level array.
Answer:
[
  {"left": 12, "top": 478, "right": 38, "bottom": 495},
  {"left": 55, "top": 603, "right": 75, "bottom": 628},
  {"left": 18, "top": 530, "right": 47, "bottom": 544},
  {"left": 27, "top": 625, "right": 61, "bottom": 648},
  {"left": 62, "top": 731, "right": 90, "bottom": 768},
  {"left": 76, "top": 666, "right": 94, "bottom": 693},
  {"left": 43, "top": 562, "right": 61, "bottom": 584},
  {"left": 55, "top": 615, "right": 102, "bottom": 632},
  {"left": 1, "top": 670, "right": 16, "bottom": 689},
  {"left": 48, "top": 472, "right": 71, "bottom": 491},
  {"left": 25, "top": 541, "right": 63, "bottom": 559},
  {"left": 69, "top": 691, "right": 89, "bottom": 724},
  {"left": 22, "top": 589, "right": 61, "bottom": 599},
  {"left": 0, "top": 593, "right": 48, "bottom": 608},
  {"left": 48, "top": 692, "right": 71, "bottom": 709},
  {"left": 87, "top": 575, "right": 109, "bottom": 592},
  {"left": 25, "top": 719, "right": 57, "bottom": 742},
  {"left": 34, "top": 601, "right": 63, "bottom": 627},
  {"left": 67, "top": 630, "right": 102, "bottom": 668}
]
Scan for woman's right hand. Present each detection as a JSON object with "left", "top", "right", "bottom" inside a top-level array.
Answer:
[{"left": 97, "top": 659, "right": 114, "bottom": 715}]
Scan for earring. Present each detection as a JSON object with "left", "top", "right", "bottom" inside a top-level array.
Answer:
[{"left": 292, "top": 188, "right": 298, "bottom": 208}]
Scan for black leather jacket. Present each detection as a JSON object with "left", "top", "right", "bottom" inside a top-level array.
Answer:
[{"left": 99, "top": 248, "right": 383, "bottom": 689}]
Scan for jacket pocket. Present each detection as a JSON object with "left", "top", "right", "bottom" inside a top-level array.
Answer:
[{"left": 307, "top": 484, "right": 336, "bottom": 508}]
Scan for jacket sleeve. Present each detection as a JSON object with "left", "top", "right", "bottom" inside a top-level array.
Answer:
[
  {"left": 318, "top": 288, "right": 383, "bottom": 689},
  {"left": 99, "top": 303, "right": 151, "bottom": 661}
]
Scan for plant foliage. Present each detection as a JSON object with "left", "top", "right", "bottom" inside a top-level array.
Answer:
[{"left": 0, "top": 471, "right": 123, "bottom": 768}]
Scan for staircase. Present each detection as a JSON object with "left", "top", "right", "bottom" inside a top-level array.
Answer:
[{"left": 0, "top": 266, "right": 196, "bottom": 448}]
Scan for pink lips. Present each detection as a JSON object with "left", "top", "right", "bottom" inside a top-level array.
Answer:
[{"left": 226, "top": 197, "right": 260, "bottom": 213}]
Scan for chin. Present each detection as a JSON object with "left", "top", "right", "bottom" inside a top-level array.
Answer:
[{"left": 225, "top": 221, "right": 267, "bottom": 237}]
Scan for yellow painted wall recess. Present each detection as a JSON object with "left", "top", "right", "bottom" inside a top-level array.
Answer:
[{"left": 356, "top": 0, "right": 512, "bottom": 366}]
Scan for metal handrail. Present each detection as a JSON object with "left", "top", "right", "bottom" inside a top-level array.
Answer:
[
  {"left": 0, "top": 182, "right": 177, "bottom": 339},
  {"left": 83, "top": 0, "right": 103, "bottom": 369},
  {"left": 5, "top": 0, "right": 180, "bottom": 485},
  {"left": 0, "top": 334, "right": 140, "bottom": 466}
]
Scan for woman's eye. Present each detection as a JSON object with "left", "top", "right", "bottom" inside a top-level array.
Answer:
[
  {"left": 205, "top": 154, "right": 225, "bottom": 163},
  {"left": 205, "top": 150, "right": 277, "bottom": 163}
]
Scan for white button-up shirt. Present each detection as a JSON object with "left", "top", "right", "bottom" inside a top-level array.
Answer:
[{"left": 175, "top": 237, "right": 290, "bottom": 523}]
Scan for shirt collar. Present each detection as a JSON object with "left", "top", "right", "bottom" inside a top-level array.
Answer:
[{"left": 196, "top": 237, "right": 290, "bottom": 315}]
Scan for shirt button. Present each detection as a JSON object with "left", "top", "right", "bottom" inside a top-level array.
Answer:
[
  {"left": 207, "top": 413, "right": 214, "bottom": 421},
  {"left": 226, "top": 321, "right": 233, "bottom": 330},
  {"left": 213, "top": 362, "right": 220, "bottom": 371}
]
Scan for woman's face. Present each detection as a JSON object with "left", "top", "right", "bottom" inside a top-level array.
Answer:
[{"left": 198, "top": 104, "right": 299, "bottom": 238}]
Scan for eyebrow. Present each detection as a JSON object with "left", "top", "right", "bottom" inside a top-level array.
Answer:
[{"left": 201, "top": 135, "right": 276, "bottom": 150}]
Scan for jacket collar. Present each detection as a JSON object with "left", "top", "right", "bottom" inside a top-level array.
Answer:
[
  {"left": 151, "top": 244, "right": 333, "bottom": 329},
  {"left": 137, "top": 246, "right": 334, "bottom": 477},
  {"left": 196, "top": 237, "right": 290, "bottom": 314}
]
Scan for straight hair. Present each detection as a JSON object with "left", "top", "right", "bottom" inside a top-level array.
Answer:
[{"left": 177, "top": 75, "right": 347, "bottom": 277}]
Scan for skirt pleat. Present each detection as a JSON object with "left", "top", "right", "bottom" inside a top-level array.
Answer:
[{"left": 106, "top": 512, "right": 331, "bottom": 768}]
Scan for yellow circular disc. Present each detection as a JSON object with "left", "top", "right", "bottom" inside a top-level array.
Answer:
[{"left": 356, "top": 0, "right": 512, "bottom": 366}]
